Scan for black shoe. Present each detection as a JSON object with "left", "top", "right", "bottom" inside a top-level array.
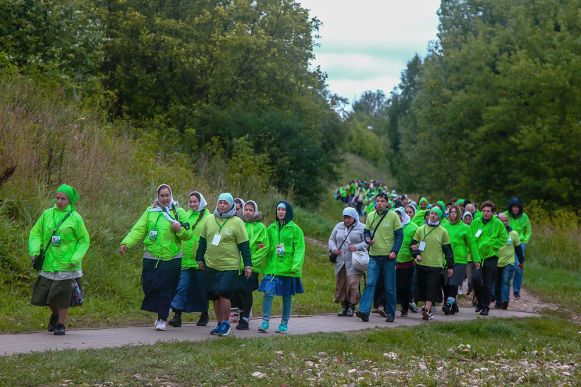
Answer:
[
  {"left": 236, "top": 318, "right": 249, "bottom": 330},
  {"left": 53, "top": 323, "right": 66, "bottom": 336},
  {"left": 513, "top": 293, "right": 521, "bottom": 300},
  {"left": 442, "top": 303, "right": 451, "bottom": 315},
  {"left": 479, "top": 307, "right": 489, "bottom": 316},
  {"left": 385, "top": 315, "right": 395, "bottom": 323},
  {"left": 451, "top": 303, "right": 459, "bottom": 315},
  {"left": 401, "top": 308, "right": 408, "bottom": 317},
  {"left": 196, "top": 312, "right": 209, "bottom": 326},
  {"left": 48, "top": 314, "right": 58, "bottom": 333},
  {"left": 475, "top": 305, "right": 483, "bottom": 313},
  {"left": 355, "top": 311, "right": 369, "bottom": 322},
  {"left": 168, "top": 313, "right": 182, "bottom": 327},
  {"left": 493, "top": 303, "right": 502, "bottom": 310},
  {"left": 501, "top": 301, "right": 509, "bottom": 310},
  {"left": 346, "top": 303, "right": 355, "bottom": 317}
]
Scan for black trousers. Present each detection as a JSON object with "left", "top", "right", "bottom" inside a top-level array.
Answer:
[
  {"left": 396, "top": 266, "right": 414, "bottom": 311},
  {"left": 479, "top": 257, "right": 498, "bottom": 309}
]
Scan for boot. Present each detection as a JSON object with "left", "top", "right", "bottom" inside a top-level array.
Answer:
[
  {"left": 168, "top": 310, "right": 182, "bottom": 327},
  {"left": 337, "top": 301, "right": 348, "bottom": 316},
  {"left": 196, "top": 311, "right": 209, "bottom": 326},
  {"left": 346, "top": 303, "right": 355, "bottom": 317}
]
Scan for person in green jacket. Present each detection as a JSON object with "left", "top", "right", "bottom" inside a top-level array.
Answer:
[
  {"left": 258, "top": 201, "right": 305, "bottom": 334},
  {"left": 443, "top": 205, "right": 481, "bottom": 315},
  {"left": 410, "top": 207, "right": 454, "bottom": 321},
  {"left": 470, "top": 200, "right": 508, "bottom": 316},
  {"left": 119, "top": 184, "right": 193, "bottom": 331},
  {"left": 504, "top": 197, "right": 532, "bottom": 299},
  {"left": 394, "top": 207, "right": 418, "bottom": 317},
  {"left": 234, "top": 200, "right": 270, "bottom": 331},
  {"left": 495, "top": 213, "right": 525, "bottom": 310},
  {"left": 29, "top": 184, "right": 90, "bottom": 336},
  {"left": 168, "top": 191, "right": 210, "bottom": 328},
  {"left": 418, "top": 197, "right": 429, "bottom": 211},
  {"left": 195, "top": 193, "right": 252, "bottom": 337}
]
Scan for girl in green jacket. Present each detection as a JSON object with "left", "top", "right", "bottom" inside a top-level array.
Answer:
[
  {"left": 233, "top": 200, "right": 270, "bottom": 330},
  {"left": 258, "top": 201, "right": 305, "bottom": 334},
  {"left": 28, "top": 184, "right": 90, "bottom": 336},
  {"left": 168, "top": 191, "right": 210, "bottom": 328},
  {"left": 119, "top": 184, "right": 192, "bottom": 331}
]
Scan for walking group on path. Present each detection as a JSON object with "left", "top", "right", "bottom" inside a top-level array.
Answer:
[{"left": 27, "top": 180, "right": 531, "bottom": 338}]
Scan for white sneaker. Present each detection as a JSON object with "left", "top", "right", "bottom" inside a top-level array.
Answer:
[
  {"left": 155, "top": 319, "right": 167, "bottom": 331},
  {"left": 154, "top": 318, "right": 159, "bottom": 328}
]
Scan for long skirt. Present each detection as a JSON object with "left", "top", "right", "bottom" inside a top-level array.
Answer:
[
  {"left": 141, "top": 258, "right": 181, "bottom": 319},
  {"left": 170, "top": 268, "right": 208, "bottom": 313},
  {"left": 414, "top": 265, "right": 443, "bottom": 303}
]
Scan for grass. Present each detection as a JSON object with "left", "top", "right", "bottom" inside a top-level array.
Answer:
[{"left": 0, "top": 317, "right": 579, "bottom": 385}]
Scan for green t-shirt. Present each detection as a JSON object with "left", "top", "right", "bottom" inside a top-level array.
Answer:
[
  {"left": 200, "top": 214, "right": 249, "bottom": 271},
  {"left": 413, "top": 224, "right": 450, "bottom": 268},
  {"left": 365, "top": 210, "right": 402, "bottom": 256},
  {"left": 497, "top": 229, "right": 520, "bottom": 267},
  {"left": 397, "top": 222, "right": 418, "bottom": 263}
]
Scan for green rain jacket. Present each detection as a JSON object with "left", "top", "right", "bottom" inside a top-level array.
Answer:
[
  {"left": 121, "top": 206, "right": 192, "bottom": 260},
  {"left": 245, "top": 220, "right": 270, "bottom": 274},
  {"left": 444, "top": 221, "right": 481, "bottom": 264},
  {"left": 412, "top": 210, "right": 427, "bottom": 226},
  {"left": 396, "top": 222, "right": 418, "bottom": 263},
  {"left": 263, "top": 201, "right": 305, "bottom": 278},
  {"left": 470, "top": 216, "right": 508, "bottom": 260},
  {"left": 181, "top": 208, "right": 209, "bottom": 269},
  {"left": 503, "top": 212, "right": 532, "bottom": 244},
  {"left": 28, "top": 205, "right": 90, "bottom": 272}
]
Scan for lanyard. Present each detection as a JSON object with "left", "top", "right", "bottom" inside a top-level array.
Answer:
[
  {"left": 153, "top": 213, "right": 163, "bottom": 229},
  {"left": 215, "top": 217, "right": 229, "bottom": 233},
  {"left": 423, "top": 225, "right": 437, "bottom": 240}
]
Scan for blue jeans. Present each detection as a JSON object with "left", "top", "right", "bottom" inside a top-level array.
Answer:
[
  {"left": 359, "top": 257, "right": 396, "bottom": 317},
  {"left": 495, "top": 264, "right": 515, "bottom": 304},
  {"left": 513, "top": 243, "right": 525, "bottom": 295},
  {"left": 262, "top": 291, "right": 292, "bottom": 324}
]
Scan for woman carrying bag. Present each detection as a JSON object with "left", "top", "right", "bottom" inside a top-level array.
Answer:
[
  {"left": 328, "top": 207, "right": 366, "bottom": 317},
  {"left": 28, "top": 184, "right": 90, "bottom": 336}
]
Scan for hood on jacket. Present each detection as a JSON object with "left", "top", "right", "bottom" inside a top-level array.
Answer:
[
  {"left": 276, "top": 200, "right": 294, "bottom": 224},
  {"left": 507, "top": 197, "right": 524, "bottom": 218}
]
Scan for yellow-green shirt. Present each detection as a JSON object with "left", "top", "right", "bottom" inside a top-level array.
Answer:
[
  {"left": 497, "top": 230, "right": 520, "bottom": 267},
  {"left": 199, "top": 214, "right": 248, "bottom": 271},
  {"left": 365, "top": 210, "right": 402, "bottom": 256},
  {"left": 413, "top": 224, "right": 451, "bottom": 268}
]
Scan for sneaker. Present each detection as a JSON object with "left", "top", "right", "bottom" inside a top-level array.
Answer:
[
  {"left": 479, "top": 307, "right": 489, "bottom": 316},
  {"left": 48, "top": 314, "right": 58, "bottom": 333},
  {"left": 258, "top": 321, "right": 269, "bottom": 333},
  {"left": 219, "top": 322, "right": 231, "bottom": 337},
  {"left": 385, "top": 315, "right": 395, "bottom": 323},
  {"left": 501, "top": 301, "right": 509, "bottom": 310},
  {"left": 210, "top": 322, "right": 222, "bottom": 335},
  {"left": 494, "top": 303, "right": 502, "bottom": 309},
  {"left": 422, "top": 309, "right": 430, "bottom": 320},
  {"left": 377, "top": 306, "right": 387, "bottom": 318},
  {"left": 53, "top": 323, "right": 66, "bottom": 336},
  {"left": 442, "top": 303, "right": 452, "bottom": 315},
  {"left": 346, "top": 305, "right": 355, "bottom": 317},
  {"left": 409, "top": 302, "right": 419, "bottom": 313},
  {"left": 236, "top": 318, "right": 249, "bottom": 330},
  {"left": 427, "top": 312, "right": 435, "bottom": 321},
  {"left": 168, "top": 313, "right": 182, "bottom": 328},
  {"left": 475, "top": 305, "right": 483, "bottom": 313},
  {"left": 513, "top": 293, "right": 521, "bottom": 300},
  {"left": 355, "top": 311, "right": 369, "bottom": 322},
  {"left": 275, "top": 323, "right": 288, "bottom": 334},
  {"left": 197, "top": 312, "right": 209, "bottom": 326},
  {"left": 401, "top": 309, "right": 408, "bottom": 317},
  {"left": 155, "top": 319, "right": 168, "bottom": 331},
  {"left": 451, "top": 303, "right": 459, "bottom": 315},
  {"left": 154, "top": 318, "right": 160, "bottom": 328}
]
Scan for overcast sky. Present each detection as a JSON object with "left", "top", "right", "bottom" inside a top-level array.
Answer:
[{"left": 298, "top": 0, "right": 441, "bottom": 103}]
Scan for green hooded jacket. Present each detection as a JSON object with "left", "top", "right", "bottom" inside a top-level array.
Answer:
[
  {"left": 444, "top": 221, "right": 481, "bottom": 264},
  {"left": 412, "top": 209, "right": 427, "bottom": 226},
  {"left": 470, "top": 216, "right": 508, "bottom": 260},
  {"left": 181, "top": 208, "right": 209, "bottom": 269},
  {"left": 263, "top": 201, "right": 305, "bottom": 278},
  {"left": 503, "top": 211, "right": 532, "bottom": 244},
  {"left": 121, "top": 206, "right": 192, "bottom": 260},
  {"left": 396, "top": 222, "right": 418, "bottom": 263},
  {"left": 28, "top": 205, "right": 90, "bottom": 272},
  {"left": 245, "top": 221, "right": 270, "bottom": 274}
]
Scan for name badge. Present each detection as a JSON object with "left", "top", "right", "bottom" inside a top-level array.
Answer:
[
  {"left": 149, "top": 230, "right": 158, "bottom": 241},
  {"left": 475, "top": 229, "right": 483, "bottom": 238},
  {"left": 507, "top": 237, "right": 512, "bottom": 244},
  {"left": 51, "top": 235, "right": 61, "bottom": 246},
  {"left": 212, "top": 233, "right": 222, "bottom": 246},
  {"left": 276, "top": 243, "right": 285, "bottom": 256},
  {"left": 418, "top": 241, "right": 426, "bottom": 252}
]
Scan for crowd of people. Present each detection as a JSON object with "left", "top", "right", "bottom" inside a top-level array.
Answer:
[
  {"left": 330, "top": 181, "right": 531, "bottom": 322},
  {"left": 27, "top": 180, "right": 531, "bottom": 336}
]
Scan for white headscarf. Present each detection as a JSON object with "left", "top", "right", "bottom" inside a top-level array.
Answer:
[
  {"left": 150, "top": 184, "right": 180, "bottom": 225},
  {"left": 395, "top": 207, "right": 410, "bottom": 226},
  {"left": 189, "top": 191, "right": 207, "bottom": 212},
  {"left": 244, "top": 200, "right": 261, "bottom": 221}
]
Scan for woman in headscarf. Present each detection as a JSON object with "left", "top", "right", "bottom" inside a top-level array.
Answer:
[
  {"left": 119, "top": 184, "right": 192, "bottom": 331},
  {"left": 443, "top": 205, "right": 481, "bottom": 315},
  {"left": 394, "top": 207, "right": 418, "bottom": 317},
  {"left": 234, "top": 198, "right": 246, "bottom": 218},
  {"left": 232, "top": 200, "right": 270, "bottom": 330},
  {"left": 29, "top": 184, "right": 90, "bottom": 336},
  {"left": 195, "top": 193, "right": 252, "bottom": 337},
  {"left": 168, "top": 191, "right": 210, "bottom": 328},
  {"left": 328, "top": 207, "right": 366, "bottom": 317},
  {"left": 258, "top": 201, "right": 305, "bottom": 334}
]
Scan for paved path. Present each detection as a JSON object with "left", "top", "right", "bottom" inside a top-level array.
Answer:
[{"left": 0, "top": 308, "right": 537, "bottom": 356}]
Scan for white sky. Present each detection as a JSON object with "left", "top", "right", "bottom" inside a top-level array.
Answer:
[{"left": 298, "top": 0, "right": 441, "bottom": 103}]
